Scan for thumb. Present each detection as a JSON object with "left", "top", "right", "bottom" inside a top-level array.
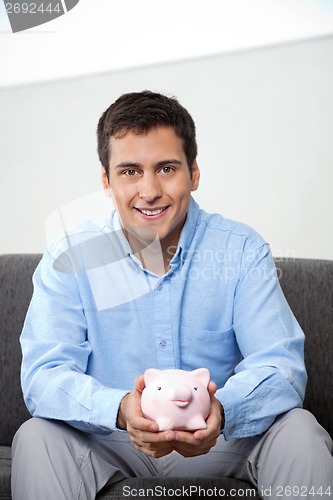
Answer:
[
  {"left": 208, "top": 381, "right": 217, "bottom": 398},
  {"left": 134, "top": 374, "right": 145, "bottom": 394}
]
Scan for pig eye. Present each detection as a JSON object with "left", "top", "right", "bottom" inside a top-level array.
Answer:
[
  {"left": 157, "top": 386, "right": 161, "bottom": 390},
  {"left": 194, "top": 387, "right": 198, "bottom": 390}
]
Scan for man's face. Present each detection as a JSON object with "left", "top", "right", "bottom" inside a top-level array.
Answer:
[{"left": 102, "top": 126, "right": 200, "bottom": 251}]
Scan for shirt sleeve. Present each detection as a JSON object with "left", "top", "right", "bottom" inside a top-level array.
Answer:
[
  {"left": 20, "top": 247, "right": 129, "bottom": 434},
  {"left": 215, "top": 242, "right": 307, "bottom": 440}
]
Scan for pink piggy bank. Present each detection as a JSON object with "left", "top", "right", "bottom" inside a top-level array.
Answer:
[{"left": 141, "top": 368, "right": 211, "bottom": 431}]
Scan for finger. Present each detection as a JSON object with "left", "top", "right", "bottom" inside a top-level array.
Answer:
[
  {"left": 134, "top": 374, "right": 146, "bottom": 393},
  {"left": 172, "top": 435, "right": 215, "bottom": 457},
  {"left": 136, "top": 446, "right": 174, "bottom": 458},
  {"left": 129, "top": 430, "right": 176, "bottom": 457},
  {"left": 170, "top": 430, "right": 201, "bottom": 446},
  {"left": 192, "top": 402, "right": 222, "bottom": 441},
  {"left": 207, "top": 400, "right": 221, "bottom": 425},
  {"left": 139, "top": 429, "right": 176, "bottom": 444},
  {"left": 128, "top": 414, "right": 159, "bottom": 433},
  {"left": 208, "top": 381, "right": 217, "bottom": 397},
  {"left": 128, "top": 423, "right": 176, "bottom": 448}
]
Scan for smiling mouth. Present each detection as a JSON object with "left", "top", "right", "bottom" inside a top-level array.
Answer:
[{"left": 135, "top": 207, "right": 168, "bottom": 216}]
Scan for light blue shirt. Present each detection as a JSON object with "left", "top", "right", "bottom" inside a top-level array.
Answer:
[{"left": 21, "top": 198, "right": 306, "bottom": 440}]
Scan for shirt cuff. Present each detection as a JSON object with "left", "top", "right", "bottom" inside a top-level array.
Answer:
[
  {"left": 90, "top": 387, "right": 130, "bottom": 432},
  {"left": 215, "top": 387, "right": 246, "bottom": 440}
]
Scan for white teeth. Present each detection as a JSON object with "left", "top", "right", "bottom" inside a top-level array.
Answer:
[{"left": 140, "top": 208, "right": 164, "bottom": 216}]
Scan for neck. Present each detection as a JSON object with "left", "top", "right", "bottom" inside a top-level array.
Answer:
[{"left": 126, "top": 232, "right": 178, "bottom": 276}]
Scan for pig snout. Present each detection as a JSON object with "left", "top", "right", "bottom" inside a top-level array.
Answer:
[{"left": 169, "top": 384, "right": 193, "bottom": 408}]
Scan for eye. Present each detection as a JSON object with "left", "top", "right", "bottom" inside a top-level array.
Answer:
[
  {"left": 157, "top": 386, "right": 161, "bottom": 391},
  {"left": 123, "top": 169, "right": 138, "bottom": 176},
  {"left": 159, "top": 166, "right": 174, "bottom": 175},
  {"left": 194, "top": 387, "right": 198, "bottom": 391}
]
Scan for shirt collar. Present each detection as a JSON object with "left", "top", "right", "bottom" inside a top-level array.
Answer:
[
  {"left": 170, "top": 196, "right": 200, "bottom": 268},
  {"left": 109, "top": 210, "right": 138, "bottom": 271}
]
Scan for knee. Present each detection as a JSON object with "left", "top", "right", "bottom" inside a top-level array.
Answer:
[
  {"left": 274, "top": 408, "right": 332, "bottom": 452},
  {"left": 279, "top": 408, "right": 321, "bottom": 432},
  {"left": 12, "top": 417, "right": 71, "bottom": 455},
  {"left": 13, "top": 418, "right": 46, "bottom": 448},
  {"left": 14, "top": 417, "right": 52, "bottom": 445}
]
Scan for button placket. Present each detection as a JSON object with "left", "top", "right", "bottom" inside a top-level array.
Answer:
[{"left": 152, "top": 278, "right": 174, "bottom": 369}]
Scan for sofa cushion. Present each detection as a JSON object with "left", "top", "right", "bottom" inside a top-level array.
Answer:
[
  {"left": 0, "top": 446, "right": 11, "bottom": 500},
  {"left": 276, "top": 258, "right": 333, "bottom": 437},
  {"left": 0, "top": 254, "right": 41, "bottom": 446},
  {"left": 97, "top": 477, "right": 260, "bottom": 499}
]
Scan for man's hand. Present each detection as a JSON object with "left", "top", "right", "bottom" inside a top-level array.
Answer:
[
  {"left": 117, "top": 375, "right": 176, "bottom": 458},
  {"left": 167, "top": 381, "right": 224, "bottom": 458},
  {"left": 117, "top": 377, "right": 224, "bottom": 459}
]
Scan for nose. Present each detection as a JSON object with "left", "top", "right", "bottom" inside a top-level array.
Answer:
[
  {"left": 138, "top": 172, "right": 162, "bottom": 203},
  {"left": 170, "top": 385, "right": 193, "bottom": 402}
]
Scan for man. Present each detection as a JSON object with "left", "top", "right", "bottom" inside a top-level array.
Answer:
[{"left": 12, "top": 90, "right": 333, "bottom": 499}]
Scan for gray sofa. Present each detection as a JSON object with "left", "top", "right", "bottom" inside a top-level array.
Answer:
[{"left": 0, "top": 254, "right": 332, "bottom": 499}]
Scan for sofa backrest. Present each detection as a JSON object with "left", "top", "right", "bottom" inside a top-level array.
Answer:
[
  {"left": 0, "top": 254, "right": 332, "bottom": 446},
  {"left": 0, "top": 254, "right": 41, "bottom": 446},
  {"left": 276, "top": 258, "right": 333, "bottom": 437}
]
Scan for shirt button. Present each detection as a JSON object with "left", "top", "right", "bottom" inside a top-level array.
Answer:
[
  {"left": 159, "top": 340, "right": 167, "bottom": 349},
  {"left": 156, "top": 283, "right": 163, "bottom": 291}
]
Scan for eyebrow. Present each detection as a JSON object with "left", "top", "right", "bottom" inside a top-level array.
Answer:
[{"left": 114, "top": 159, "right": 183, "bottom": 170}]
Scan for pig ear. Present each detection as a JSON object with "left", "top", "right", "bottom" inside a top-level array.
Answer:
[
  {"left": 144, "top": 368, "right": 162, "bottom": 386},
  {"left": 192, "top": 368, "right": 210, "bottom": 387}
]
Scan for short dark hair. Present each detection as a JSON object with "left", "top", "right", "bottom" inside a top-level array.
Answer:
[{"left": 97, "top": 90, "right": 197, "bottom": 177}]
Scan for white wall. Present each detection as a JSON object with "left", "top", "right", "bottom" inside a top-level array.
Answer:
[
  {"left": 2, "top": 0, "right": 333, "bottom": 88},
  {"left": 1, "top": 36, "right": 332, "bottom": 259}
]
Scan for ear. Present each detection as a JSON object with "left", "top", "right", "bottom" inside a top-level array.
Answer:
[
  {"left": 192, "top": 368, "right": 210, "bottom": 387},
  {"left": 191, "top": 160, "right": 200, "bottom": 192},
  {"left": 101, "top": 167, "right": 112, "bottom": 198},
  {"left": 143, "top": 368, "right": 162, "bottom": 386},
  {"left": 101, "top": 167, "right": 110, "bottom": 189}
]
